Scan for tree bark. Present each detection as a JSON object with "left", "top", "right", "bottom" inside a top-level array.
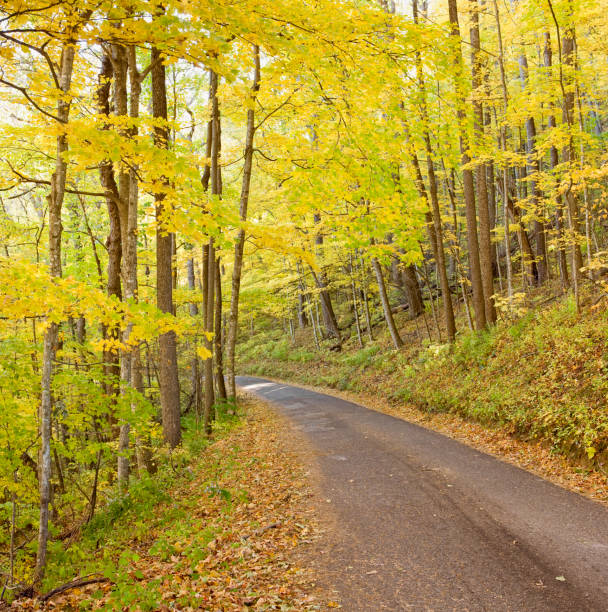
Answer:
[
  {"left": 187, "top": 257, "right": 202, "bottom": 418},
  {"left": 35, "top": 26, "right": 81, "bottom": 584},
  {"left": 349, "top": 252, "right": 364, "bottom": 348},
  {"left": 372, "top": 256, "right": 403, "bottom": 349},
  {"left": 402, "top": 263, "right": 423, "bottom": 318},
  {"left": 152, "top": 45, "right": 181, "bottom": 448},
  {"left": 309, "top": 266, "right": 341, "bottom": 340},
  {"left": 448, "top": 0, "right": 486, "bottom": 330},
  {"left": 517, "top": 50, "right": 548, "bottom": 285},
  {"left": 204, "top": 237, "right": 216, "bottom": 433},
  {"left": 556, "top": 12, "right": 583, "bottom": 301},
  {"left": 102, "top": 42, "right": 132, "bottom": 487},
  {"left": 492, "top": 0, "right": 514, "bottom": 302},
  {"left": 96, "top": 52, "right": 123, "bottom": 444},
  {"left": 406, "top": 129, "right": 456, "bottom": 340},
  {"left": 203, "top": 69, "right": 220, "bottom": 433},
  {"left": 543, "top": 32, "right": 569, "bottom": 288},
  {"left": 469, "top": 0, "right": 496, "bottom": 323},
  {"left": 214, "top": 257, "right": 227, "bottom": 400},
  {"left": 226, "top": 46, "right": 260, "bottom": 400},
  {"left": 311, "top": 213, "right": 341, "bottom": 341}
]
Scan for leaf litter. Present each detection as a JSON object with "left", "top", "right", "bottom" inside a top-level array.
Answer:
[{"left": 10, "top": 398, "right": 332, "bottom": 611}]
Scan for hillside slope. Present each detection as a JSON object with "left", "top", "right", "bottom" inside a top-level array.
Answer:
[{"left": 238, "top": 292, "right": 608, "bottom": 489}]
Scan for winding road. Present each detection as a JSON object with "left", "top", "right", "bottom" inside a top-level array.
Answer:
[{"left": 237, "top": 375, "right": 608, "bottom": 612}]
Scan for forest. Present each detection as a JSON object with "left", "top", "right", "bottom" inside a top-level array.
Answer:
[{"left": 1, "top": 0, "right": 608, "bottom": 609}]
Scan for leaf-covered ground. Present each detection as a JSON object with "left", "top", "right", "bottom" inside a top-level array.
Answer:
[{"left": 10, "top": 399, "right": 329, "bottom": 611}]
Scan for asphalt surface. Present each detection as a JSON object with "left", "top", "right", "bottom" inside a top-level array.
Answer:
[{"left": 237, "top": 376, "right": 608, "bottom": 612}]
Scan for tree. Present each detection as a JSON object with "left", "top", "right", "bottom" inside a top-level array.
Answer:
[
  {"left": 448, "top": 0, "right": 486, "bottom": 330},
  {"left": 152, "top": 44, "right": 181, "bottom": 448},
  {"left": 226, "top": 45, "right": 261, "bottom": 400}
]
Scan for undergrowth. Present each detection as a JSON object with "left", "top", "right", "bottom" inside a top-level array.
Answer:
[
  {"left": 12, "top": 399, "right": 324, "bottom": 610},
  {"left": 36, "top": 408, "right": 243, "bottom": 608},
  {"left": 238, "top": 292, "right": 608, "bottom": 472}
]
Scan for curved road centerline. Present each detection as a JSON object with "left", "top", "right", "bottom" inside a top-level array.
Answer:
[{"left": 237, "top": 376, "right": 608, "bottom": 611}]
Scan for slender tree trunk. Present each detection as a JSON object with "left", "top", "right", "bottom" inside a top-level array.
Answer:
[
  {"left": 204, "top": 238, "right": 216, "bottom": 432},
  {"left": 419, "top": 253, "right": 442, "bottom": 342},
  {"left": 573, "top": 37, "right": 593, "bottom": 277},
  {"left": 493, "top": 0, "right": 514, "bottom": 302},
  {"left": 470, "top": 0, "right": 496, "bottom": 322},
  {"left": 226, "top": 46, "right": 260, "bottom": 400},
  {"left": 448, "top": 0, "right": 486, "bottom": 330},
  {"left": 96, "top": 51, "right": 123, "bottom": 445},
  {"left": 409, "top": 4, "right": 457, "bottom": 337},
  {"left": 35, "top": 31, "right": 80, "bottom": 585},
  {"left": 297, "top": 293, "right": 308, "bottom": 328},
  {"left": 349, "top": 252, "right": 364, "bottom": 348},
  {"left": 297, "top": 277, "right": 310, "bottom": 330},
  {"left": 214, "top": 258, "right": 227, "bottom": 400},
  {"left": 187, "top": 257, "right": 202, "bottom": 417},
  {"left": 372, "top": 256, "right": 403, "bottom": 349},
  {"left": 311, "top": 213, "right": 341, "bottom": 341},
  {"left": 485, "top": 107, "right": 499, "bottom": 279},
  {"left": 300, "top": 267, "right": 320, "bottom": 350},
  {"left": 127, "top": 47, "right": 153, "bottom": 475},
  {"left": 152, "top": 45, "right": 180, "bottom": 448},
  {"left": 407, "top": 135, "right": 456, "bottom": 341},
  {"left": 109, "top": 42, "right": 133, "bottom": 488},
  {"left": 359, "top": 256, "right": 374, "bottom": 341},
  {"left": 310, "top": 267, "right": 341, "bottom": 340},
  {"left": 544, "top": 32, "right": 569, "bottom": 288},
  {"left": 517, "top": 49, "right": 548, "bottom": 284},
  {"left": 203, "top": 69, "right": 220, "bottom": 433},
  {"left": 559, "top": 19, "right": 583, "bottom": 309}
]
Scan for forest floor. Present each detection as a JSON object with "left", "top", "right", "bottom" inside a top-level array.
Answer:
[
  {"left": 9, "top": 399, "right": 332, "bottom": 611},
  {"left": 238, "top": 286, "right": 608, "bottom": 504}
]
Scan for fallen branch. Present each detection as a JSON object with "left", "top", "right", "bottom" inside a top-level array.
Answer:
[
  {"left": 241, "top": 522, "right": 280, "bottom": 541},
  {"left": 39, "top": 574, "right": 110, "bottom": 603}
]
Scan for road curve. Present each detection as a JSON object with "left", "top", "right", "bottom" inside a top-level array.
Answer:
[{"left": 237, "top": 375, "right": 608, "bottom": 612}]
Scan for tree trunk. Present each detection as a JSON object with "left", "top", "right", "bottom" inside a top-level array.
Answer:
[
  {"left": 309, "top": 267, "right": 341, "bottom": 340},
  {"left": 187, "top": 257, "right": 202, "bottom": 417},
  {"left": 127, "top": 46, "right": 154, "bottom": 475},
  {"left": 402, "top": 263, "right": 423, "bottom": 318},
  {"left": 35, "top": 31, "right": 79, "bottom": 585},
  {"left": 204, "top": 238, "right": 216, "bottom": 433},
  {"left": 203, "top": 69, "right": 220, "bottom": 434},
  {"left": 106, "top": 42, "right": 133, "bottom": 487},
  {"left": 349, "top": 252, "right": 364, "bottom": 348},
  {"left": 225, "top": 46, "right": 260, "bottom": 400},
  {"left": 359, "top": 256, "right": 374, "bottom": 341},
  {"left": 470, "top": 0, "right": 496, "bottom": 322},
  {"left": 311, "top": 213, "right": 341, "bottom": 341},
  {"left": 152, "top": 45, "right": 180, "bottom": 448},
  {"left": 543, "top": 32, "right": 569, "bottom": 288},
  {"left": 448, "top": 0, "right": 486, "bottom": 330},
  {"left": 558, "top": 14, "right": 583, "bottom": 301},
  {"left": 96, "top": 51, "right": 123, "bottom": 443},
  {"left": 409, "top": 3, "right": 457, "bottom": 337},
  {"left": 406, "top": 130, "right": 456, "bottom": 340},
  {"left": 517, "top": 50, "right": 548, "bottom": 285},
  {"left": 372, "top": 257, "right": 403, "bottom": 349},
  {"left": 214, "top": 258, "right": 227, "bottom": 400}
]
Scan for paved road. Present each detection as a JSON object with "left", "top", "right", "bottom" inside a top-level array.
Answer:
[{"left": 237, "top": 376, "right": 608, "bottom": 611}]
